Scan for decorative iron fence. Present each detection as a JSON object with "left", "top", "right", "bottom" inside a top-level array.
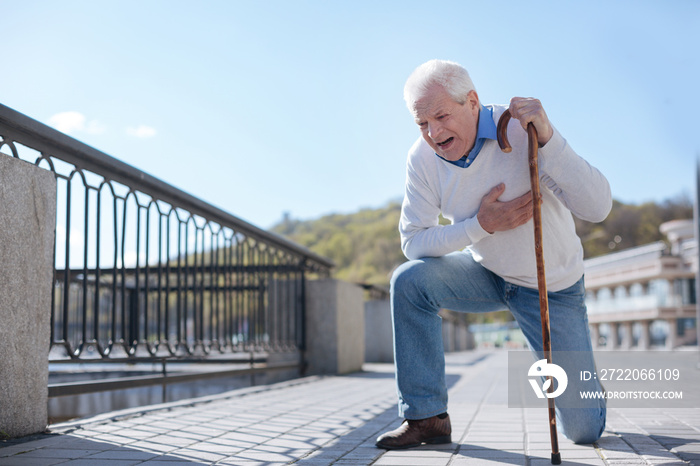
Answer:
[{"left": 0, "top": 104, "right": 333, "bottom": 370}]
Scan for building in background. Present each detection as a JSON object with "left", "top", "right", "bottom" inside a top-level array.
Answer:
[{"left": 584, "top": 219, "right": 698, "bottom": 349}]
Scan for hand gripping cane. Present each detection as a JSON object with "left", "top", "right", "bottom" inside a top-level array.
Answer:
[{"left": 497, "top": 109, "right": 561, "bottom": 465}]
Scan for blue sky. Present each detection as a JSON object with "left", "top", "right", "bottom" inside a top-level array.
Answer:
[{"left": 3, "top": 1, "right": 698, "bottom": 229}]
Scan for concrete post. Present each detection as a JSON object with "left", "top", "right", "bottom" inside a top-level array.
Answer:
[
  {"left": 305, "top": 279, "right": 364, "bottom": 375},
  {"left": 0, "top": 155, "right": 56, "bottom": 438},
  {"left": 456, "top": 325, "right": 473, "bottom": 351},
  {"left": 442, "top": 320, "right": 454, "bottom": 352},
  {"left": 364, "top": 299, "right": 393, "bottom": 363}
]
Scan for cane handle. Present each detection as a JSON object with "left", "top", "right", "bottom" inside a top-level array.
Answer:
[
  {"left": 498, "top": 108, "right": 539, "bottom": 156},
  {"left": 496, "top": 109, "right": 513, "bottom": 153}
]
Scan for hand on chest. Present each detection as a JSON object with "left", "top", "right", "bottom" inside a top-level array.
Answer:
[{"left": 437, "top": 147, "right": 533, "bottom": 221}]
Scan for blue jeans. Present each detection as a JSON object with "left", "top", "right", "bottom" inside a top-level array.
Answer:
[{"left": 390, "top": 251, "right": 606, "bottom": 444}]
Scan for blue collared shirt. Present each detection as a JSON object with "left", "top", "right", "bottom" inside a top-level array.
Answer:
[{"left": 437, "top": 105, "right": 497, "bottom": 168}]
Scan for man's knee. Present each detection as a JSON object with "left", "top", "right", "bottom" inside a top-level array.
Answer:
[
  {"left": 569, "top": 424, "right": 605, "bottom": 445},
  {"left": 559, "top": 406, "right": 606, "bottom": 444},
  {"left": 390, "top": 259, "right": 430, "bottom": 294}
]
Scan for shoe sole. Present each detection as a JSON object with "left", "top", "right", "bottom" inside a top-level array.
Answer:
[{"left": 376, "top": 434, "right": 452, "bottom": 450}]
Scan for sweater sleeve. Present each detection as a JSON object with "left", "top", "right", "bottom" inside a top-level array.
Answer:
[
  {"left": 399, "top": 151, "right": 491, "bottom": 260},
  {"left": 538, "top": 127, "right": 612, "bottom": 223}
]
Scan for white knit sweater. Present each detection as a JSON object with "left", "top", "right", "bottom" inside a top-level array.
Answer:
[{"left": 399, "top": 104, "right": 611, "bottom": 292}]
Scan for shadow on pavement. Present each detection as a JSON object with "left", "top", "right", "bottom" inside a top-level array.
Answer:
[
  {"left": 600, "top": 431, "right": 698, "bottom": 464},
  {"left": 0, "top": 432, "right": 209, "bottom": 464}
]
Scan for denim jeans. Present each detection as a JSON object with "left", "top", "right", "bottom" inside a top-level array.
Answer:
[{"left": 390, "top": 251, "right": 606, "bottom": 444}]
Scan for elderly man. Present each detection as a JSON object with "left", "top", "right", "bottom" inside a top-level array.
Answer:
[{"left": 376, "top": 59, "right": 610, "bottom": 450}]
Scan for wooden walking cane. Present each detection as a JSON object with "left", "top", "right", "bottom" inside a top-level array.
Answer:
[{"left": 497, "top": 109, "right": 562, "bottom": 465}]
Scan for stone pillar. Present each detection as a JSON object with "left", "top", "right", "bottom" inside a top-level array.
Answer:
[
  {"left": 305, "top": 279, "right": 364, "bottom": 375},
  {"left": 665, "top": 318, "right": 677, "bottom": 349},
  {"left": 0, "top": 155, "right": 56, "bottom": 438},
  {"left": 638, "top": 321, "right": 651, "bottom": 350},
  {"left": 364, "top": 298, "right": 393, "bottom": 363},
  {"left": 442, "top": 320, "right": 454, "bottom": 352},
  {"left": 620, "top": 322, "right": 633, "bottom": 350},
  {"left": 456, "top": 325, "right": 473, "bottom": 351},
  {"left": 589, "top": 323, "right": 600, "bottom": 349},
  {"left": 608, "top": 323, "right": 619, "bottom": 349}
]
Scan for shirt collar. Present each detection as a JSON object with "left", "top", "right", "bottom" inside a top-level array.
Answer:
[
  {"left": 476, "top": 104, "right": 497, "bottom": 141},
  {"left": 436, "top": 104, "right": 496, "bottom": 168}
]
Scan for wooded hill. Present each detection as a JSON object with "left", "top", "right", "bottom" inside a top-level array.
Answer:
[{"left": 271, "top": 194, "right": 693, "bottom": 288}]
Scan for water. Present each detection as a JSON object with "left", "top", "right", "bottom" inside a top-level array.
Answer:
[{"left": 48, "top": 362, "right": 301, "bottom": 424}]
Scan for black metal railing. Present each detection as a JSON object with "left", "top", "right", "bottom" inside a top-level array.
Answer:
[
  {"left": 358, "top": 283, "right": 390, "bottom": 301},
  {"left": 0, "top": 104, "right": 333, "bottom": 373}
]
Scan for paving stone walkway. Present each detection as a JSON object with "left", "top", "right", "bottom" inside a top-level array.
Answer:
[{"left": 1, "top": 350, "right": 698, "bottom": 465}]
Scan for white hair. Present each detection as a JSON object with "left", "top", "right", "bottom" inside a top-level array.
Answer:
[{"left": 403, "top": 59, "right": 476, "bottom": 111}]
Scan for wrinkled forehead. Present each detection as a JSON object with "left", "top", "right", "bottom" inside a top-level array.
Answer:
[
  {"left": 410, "top": 85, "right": 452, "bottom": 119},
  {"left": 410, "top": 100, "right": 429, "bottom": 119}
]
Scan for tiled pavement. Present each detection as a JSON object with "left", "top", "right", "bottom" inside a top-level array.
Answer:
[{"left": 1, "top": 350, "right": 699, "bottom": 465}]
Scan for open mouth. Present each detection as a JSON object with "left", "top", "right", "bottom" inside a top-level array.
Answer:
[{"left": 437, "top": 137, "right": 453, "bottom": 147}]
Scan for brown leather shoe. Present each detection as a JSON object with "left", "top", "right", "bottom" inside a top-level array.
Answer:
[{"left": 375, "top": 414, "right": 452, "bottom": 449}]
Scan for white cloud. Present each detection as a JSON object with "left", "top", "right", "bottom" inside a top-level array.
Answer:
[
  {"left": 48, "top": 112, "right": 156, "bottom": 140},
  {"left": 48, "top": 111, "right": 85, "bottom": 134},
  {"left": 126, "top": 125, "right": 157, "bottom": 138},
  {"left": 48, "top": 111, "right": 106, "bottom": 135}
]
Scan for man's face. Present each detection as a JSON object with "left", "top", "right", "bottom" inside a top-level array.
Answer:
[{"left": 411, "top": 85, "right": 480, "bottom": 162}]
